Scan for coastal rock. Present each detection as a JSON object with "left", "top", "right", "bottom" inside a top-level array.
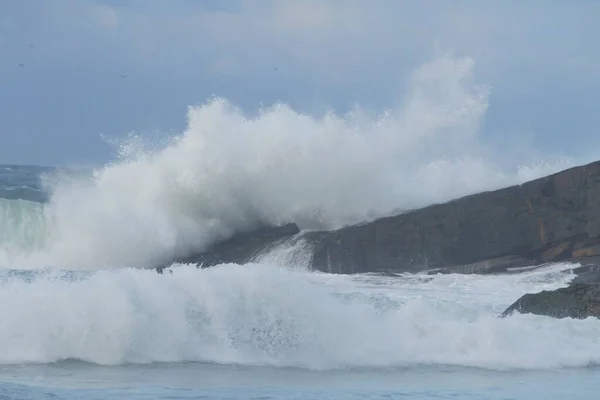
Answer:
[
  {"left": 570, "top": 262, "right": 600, "bottom": 284},
  {"left": 304, "top": 160, "right": 600, "bottom": 274},
  {"left": 501, "top": 283, "right": 600, "bottom": 319},
  {"left": 158, "top": 223, "right": 300, "bottom": 272},
  {"left": 172, "top": 160, "right": 600, "bottom": 275}
]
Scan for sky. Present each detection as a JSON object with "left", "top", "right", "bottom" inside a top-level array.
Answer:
[{"left": 0, "top": 0, "right": 599, "bottom": 167}]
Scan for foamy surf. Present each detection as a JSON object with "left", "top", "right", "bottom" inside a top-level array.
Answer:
[
  {"left": 0, "top": 56, "right": 578, "bottom": 271},
  {"left": 0, "top": 262, "right": 598, "bottom": 370}
]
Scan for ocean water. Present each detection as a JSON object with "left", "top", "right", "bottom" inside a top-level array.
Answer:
[
  {"left": 1, "top": 58, "right": 598, "bottom": 398},
  {"left": 1, "top": 263, "right": 600, "bottom": 399},
  {"left": 2, "top": 166, "right": 600, "bottom": 399}
]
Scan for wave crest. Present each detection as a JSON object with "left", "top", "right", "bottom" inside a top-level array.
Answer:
[
  {"left": 1, "top": 56, "right": 575, "bottom": 269},
  {"left": 0, "top": 263, "right": 597, "bottom": 370}
]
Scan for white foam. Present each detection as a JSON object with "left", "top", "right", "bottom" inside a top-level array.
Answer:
[
  {"left": 0, "top": 262, "right": 598, "bottom": 370},
  {"left": 0, "top": 55, "right": 576, "bottom": 269}
]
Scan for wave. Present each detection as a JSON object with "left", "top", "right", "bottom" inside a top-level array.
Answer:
[
  {"left": 0, "top": 262, "right": 597, "bottom": 370},
  {"left": 0, "top": 55, "right": 577, "bottom": 270},
  {"left": 0, "top": 164, "right": 53, "bottom": 203},
  {"left": 0, "top": 199, "right": 50, "bottom": 268}
]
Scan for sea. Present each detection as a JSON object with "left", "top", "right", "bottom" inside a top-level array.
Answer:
[{"left": 1, "top": 162, "right": 600, "bottom": 400}]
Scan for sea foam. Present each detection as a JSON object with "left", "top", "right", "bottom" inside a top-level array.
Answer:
[
  {"left": 0, "top": 55, "right": 575, "bottom": 270},
  {"left": 0, "top": 262, "right": 598, "bottom": 370}
]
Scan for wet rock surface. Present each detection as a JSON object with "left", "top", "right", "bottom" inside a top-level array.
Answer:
[
  {"left": 161, "top": 161, "right": 600, "bottom": 320},
  {"left": 501, "top": 282, "right": 600, "bottom": 319},
  {"left": 171, "top": 160, "right": 600, "bottom": 276},
  {"left": 157, "top": 223, "right": 301, "bottom": 273},
  {"left": 499, "top": 260, "right": 600, "bottom": 319}
]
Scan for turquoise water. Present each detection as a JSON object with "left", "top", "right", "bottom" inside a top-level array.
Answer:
[{"left": 1, "top": 165, "right": 600, "bottom": 399}]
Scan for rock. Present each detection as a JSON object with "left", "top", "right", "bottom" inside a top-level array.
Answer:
[
  {"left": 158, "top": 223, "right": 301, "bottom": 272},
  {"left": 572, "top": 243, "right": 600, "bottom": 258},
  {"left": 299, "top": 160, "right": 600, "bottom": 273},
  {"left": 501, "top": 283, "right": 600, "bottom": 319},
  {"left": 499, "top": 261, "right": 600, "bottom": 319},
  {"left": 425, "top": 255, "right": 539, "bottom": 275},
  {"left": 313, "top": 160, "right": 600, "bottom": 273},
  {"left": 169, "top": 160, "right": 600, "bottom": 275},
  {"left": 570, "top": 262, "right": 600, "bottom": 285}
]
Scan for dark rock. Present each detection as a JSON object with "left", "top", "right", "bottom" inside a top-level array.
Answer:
[
  {"left": 501, "top": 283, "right": 600, "bottom": 319},
  {"left": 572, "top": 271, "right": 600, "bottom": 285},
  {"left": 169, "top": 160, "right": 600, "bottom": 275},
  {"left": 424, "top": 255, "right": 535, "bottom": 275},
  {"left": 163, "top": 223, "right": 301, "bottom": 270},
  {"left": 568, "top": 257, "right": 600, "bottom": 278},
  {"left": 570, "top": 262, "right": 600, "bottom": 285},
  {"left": 497, "top": 261, "right": 600, "bottom": 319},
  {"left": 300, "top": 160, "right": 600, "bottom": 274}
]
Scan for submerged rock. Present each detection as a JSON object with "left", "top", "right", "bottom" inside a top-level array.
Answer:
[{"left": 501, "top": 283, "right": 600, "bottom": 319}]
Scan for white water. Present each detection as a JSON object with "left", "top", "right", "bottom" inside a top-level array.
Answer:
[
  {"left": 0, "top": 261, "right": 598, "bottom": 370},
  {"left": 0, "top": 55, "right": 577, "bottom": 270}
]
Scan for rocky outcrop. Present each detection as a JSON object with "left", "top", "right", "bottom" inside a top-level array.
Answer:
[
  {"left": 170, "top": 160, "right": 600, "bottom": 275},
  {"left": 501, "top": 282, "right": 600, "bottom": 319},
  {"left": 499, "top": 262, "right": 600, "bottom": 319},
  {"left": 157, "top": 223, "right": 301, "bottom": 272}
]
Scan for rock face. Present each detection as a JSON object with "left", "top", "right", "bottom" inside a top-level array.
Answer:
[
  {"left": 171, "top": 160, "right": 600, "bottom": 274},
  {"left": 501, "top": 283, "right": 600, "bottom": 319},
  {"left": 157, "top": 223, "right": 301, "bottom": 272},
  {"left": 499, "top": 263, "right": 600, "bottom": 319}
]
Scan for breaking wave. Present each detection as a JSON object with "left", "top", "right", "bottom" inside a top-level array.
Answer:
[
  {"left": 0, "top": 262, "right": 598, "bottom": 370},
  {"left": 0, "top": 55, "right": 576, "bottom": 270}
]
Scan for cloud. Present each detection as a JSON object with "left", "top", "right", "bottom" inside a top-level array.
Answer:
[
  {"left": 0, "top": 0, "right": 599, "bottom": 165},
  {"left": 93, "top": 4, "right": 119, "bottom": 31},
  {"left": 5, "top": 0, "right": 598, "bottom": 85}
]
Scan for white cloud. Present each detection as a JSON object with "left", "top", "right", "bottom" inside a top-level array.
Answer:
[
  {"left": 271, "top": 2, "right": 334, "bottom": 30},
  {"left": 9, "top": 0, "right": 596, "bottom": 89},
  {"left": 1, "top": 0, "right": 600, "bottom": 165},
  {"left": 93, "top": 4, "right": 119, "bottom": 31}
]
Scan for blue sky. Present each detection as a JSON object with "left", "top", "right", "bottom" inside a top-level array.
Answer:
[{"left": 1, "top": 0, "right": 599, "bottom": 166}]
